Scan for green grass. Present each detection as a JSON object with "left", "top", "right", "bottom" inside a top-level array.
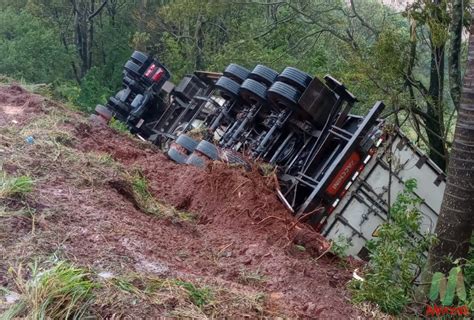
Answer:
[
  {"left": 2, "top": 261, "right": 97, "bottom": 320},
  {"left": 0, "top": 172, "right": 34, "bottom": 198},
  {"left": 174, "top": 280, "right": 213, "bottom": 308},
  {"left": 109, "top": 118, "right": 131, "bottom": 135}
]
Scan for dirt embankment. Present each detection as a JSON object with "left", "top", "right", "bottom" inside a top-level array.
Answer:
[{"left": 0, "top": 84, "right": 366, "bottom": 319}]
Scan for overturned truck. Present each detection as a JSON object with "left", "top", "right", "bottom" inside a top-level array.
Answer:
[{"left": 94, "top": 51, "right": 446, "bottom": 259}]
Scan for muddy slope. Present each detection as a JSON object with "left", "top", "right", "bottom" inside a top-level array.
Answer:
[{"left": 0, "top": 84, "right": 364, "bottom": 319}]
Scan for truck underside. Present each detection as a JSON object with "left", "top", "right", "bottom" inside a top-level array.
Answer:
[{"left": 94, "top": 51, "right": 445, "bottom": 258}]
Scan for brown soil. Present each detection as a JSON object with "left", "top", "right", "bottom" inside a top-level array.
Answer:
[{"left": 0, "top": 84, "right": 367, "bottom": 319}]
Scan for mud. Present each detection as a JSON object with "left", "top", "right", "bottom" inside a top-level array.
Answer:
[
  {"left": 0, "top": 85, "right": 366, "bottom": 319},
  {"left": 0, "top": 84, "right": 45, "bottom": 125}
]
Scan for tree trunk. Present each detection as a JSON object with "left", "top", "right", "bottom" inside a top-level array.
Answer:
[
  {"left": 426, "top": 44, "right": 448, "bottom": 171},
  {"left": 427, "top": 21, "right": 474, "bottom": 275},
  {"left": 448, "top": 0, "right": 463, "bottom": 110}
]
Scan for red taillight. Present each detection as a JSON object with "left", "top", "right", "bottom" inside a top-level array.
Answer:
[
  {"left": 152, "top": 68, "right": 165, "bottom": 82},
  {"left": 145, "top": 64, "right": 156, "bottom": 78},
  {"left": 326, "top": 151, "right": 360, "bottom": 197}
]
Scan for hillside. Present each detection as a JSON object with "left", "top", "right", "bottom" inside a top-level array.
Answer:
[{"left": 0, "top": 83, "right": 387, "bottom": 319}]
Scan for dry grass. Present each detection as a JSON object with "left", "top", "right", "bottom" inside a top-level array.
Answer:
[
  {"left": 94, "top": 272, "right": 270, "bottom": 319},
  {"left": 355, "top": 302, "right": 396, "bottom": 320},
  {"left": 1, "top": 262, "right": 273, "bottom": 319},
  {"left": 238, "top": 268, "right": 266, "bottom": 285}
]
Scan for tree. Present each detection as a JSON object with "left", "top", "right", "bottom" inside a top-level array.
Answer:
[
  {"left": 0, "top": 8, "right": 69, "bottom": 83},
  {"left": 427, "top": 14, "right": 474, "bottom": 275}
]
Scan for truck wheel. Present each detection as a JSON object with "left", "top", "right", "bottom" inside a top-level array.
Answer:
[
  {"left": 167, "top": 147, "right": 188, "bottom": 164},
  {"left": 239, "top": 78, "right": 267, "bottom": 105},
  {"left": 277, "top": 67, "right": 312, "bottom": 92},
  {"left": 215, "top": 76, "right": 240, "bottom": 101},
  {"left": 109, "top": 97, "right": 130, "bottom": 113},
  {"left": 249, "top": 64, "right": 279, "bottom": 86},
  {"left": 267, "top": 81, "right": 301, "bottom": 110},
  {"left": 186, "top": 152, "right": 206, "bottom": 168},
  {"left": 95, "top": 104, "right": 113, "bottom": 121},
  {"left": 131, "top": 51, "right": 149, "bottom": 65},
  {"left": 175, "top": 134, "right": 199, "bottom": 153},
  {"left": 195, "top": 140, "right": 220, "bottom": 160},
  {"left": 124, "top": 60, "right": 141, "bottom": 77},
  {"left": 223, "top": 64, "right": 250, "bottom": 84}
]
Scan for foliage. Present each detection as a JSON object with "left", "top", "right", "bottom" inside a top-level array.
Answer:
[
  {"left": 0, "top": 8, "right": 69, "bottom": 83},
  {"left": 2, "top": 261, "right": 96, "bottom": 319},
  {"left": 109, "top": 117, "right": 131, "bottom": 135},
  {"left": 350, "top": 179, "right": 436, "bottom": 314},
  {"left": 0, "top": 172, "right": 34, "bottom": 198},
  {"left": 330, "top": 235, "right": 351, "bottom": 258}
]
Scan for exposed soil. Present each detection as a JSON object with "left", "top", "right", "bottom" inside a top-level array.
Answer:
[
  {"left": 0, "top": 84, "right": 367, "bottom": 319},
  {"left": 0, "top": 84, "right": 45, "bottom": 126}
]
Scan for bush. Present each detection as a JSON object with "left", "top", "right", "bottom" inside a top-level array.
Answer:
[{"left": 350, "top": 179, "right": 436, "bottom": 314}]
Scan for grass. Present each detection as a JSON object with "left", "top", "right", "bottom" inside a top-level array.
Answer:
[
  {"left": 174, "top": 280, "right": 213, "bottom": 308},
  {"left": 109, "top": 117, "right": 131, "bottom": 136},
  {"left": 1, "top": 261, "right": 272, "bottom": 319},
  {"left": 238, "top": 269, "right": 266, "bottom": 285},
  {"left": 0, "top": 205, "right": 38, "bottom": 234},
  {"left": 127, "top": 170, "right": 195, "bottom": 222},
  {"left": 0, "top": 172, "right": 34, "bottom": 198},
  {"left": 2, "top": 261, "right": 97, "bottom": 320},
  {"left": 96, "top": 273, "right": 269, "bottom": 318},
  {"left": 258, "top": 163, "right": 276, "bottom": 177}
]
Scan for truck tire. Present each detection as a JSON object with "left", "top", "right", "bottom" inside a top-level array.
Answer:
[
  {"left": 248, "top": 64, "right": 279, "bottom": 86},
  {"left": 131, "top": 51, "right": 149, "bottom": 65},
  {"left": 109, "top": 97, "right": 130, "bottom": 113},
  {"left": 167, "top": 147, "right": 188, "bottom": 164},
  {"left": 124, "top": 60, "right": 141, "bottom": 77},
  {"left": 175, "top": 134, "right": 199, "bottom": 152},
  {"left": 95, "top": 104, "right": 113, "bottom": 121},
  {"left": 215, "top": 76, "right": 240, "bottom": 101},
  {"left": 223, "top": 64, "right": 250, "bottom": 84},
  {"left": 267, "top": 81, "right": 301, "bottom": 110},
  {"left": 277, "top": 67, "right": 312, "bottom": 92},
  {"left": 239, "top": 78, "right": 267, "bottom": 105},
  {"left": 195, "top": 140, "right": 219, "bottom": 160},
  {"left": 186, "top": 152, "right": 206, "bottom": 168}
]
